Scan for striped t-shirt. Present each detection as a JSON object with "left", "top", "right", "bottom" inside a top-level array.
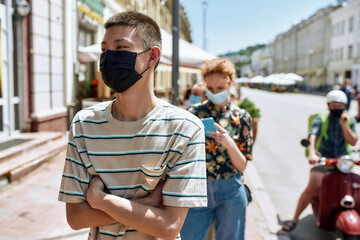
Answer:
[{"left": 58, "top": 99, "right": 207, "bottom": 240}]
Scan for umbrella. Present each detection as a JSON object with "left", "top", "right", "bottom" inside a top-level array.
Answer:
[
  {"left": 235, "top": 77, "right": 249, "bottom": 83},
  {"left": 284, "top": 73, "right": 303, "bottom": 82},
  {"left": 250, "top": 75, "right": 265, "bottom": 84}
]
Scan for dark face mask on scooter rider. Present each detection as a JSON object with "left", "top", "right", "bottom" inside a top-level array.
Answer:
[
  {"left": 329, "top": 109, "right": 344, "bottom": 119},
  {"left": 99, "top": 49, "right": 150, "bottom": 93}
]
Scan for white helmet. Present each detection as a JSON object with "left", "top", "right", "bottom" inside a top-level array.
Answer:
[{"left": 326, "top": 90, "right": 347, "bottom": 104}]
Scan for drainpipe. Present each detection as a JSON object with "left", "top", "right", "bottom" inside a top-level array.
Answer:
[{"left": 26, "top": 0, "right": 32, "bottom": 132}]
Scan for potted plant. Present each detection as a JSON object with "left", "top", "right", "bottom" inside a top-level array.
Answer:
[{"left": 237, "top": 98, "right": 261, "bottom": 143}]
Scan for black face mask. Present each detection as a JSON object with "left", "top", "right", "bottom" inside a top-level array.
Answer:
[
  {"left": 99, "top": 49, "right": 150, "bottom": 93},
  {"left": 330, "top": 109, "right": 344, "bottom": 119}
]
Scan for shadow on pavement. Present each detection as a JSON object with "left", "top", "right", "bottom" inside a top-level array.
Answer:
[{"left": 276, "top": 215, "right": 337, "bottom": 240}]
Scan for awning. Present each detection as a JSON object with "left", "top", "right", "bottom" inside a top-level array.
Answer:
[{"left": 78, "top": 29, "right": 216, "bottom": 69}]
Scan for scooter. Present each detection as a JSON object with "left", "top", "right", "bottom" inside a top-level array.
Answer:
[{"left": 301, "top": 139, "right": 360, "bottom": 240}]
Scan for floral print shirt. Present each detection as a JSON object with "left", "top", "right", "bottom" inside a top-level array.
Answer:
[{"left": 187, "top": 100, "right": 253, "bottom": 180}]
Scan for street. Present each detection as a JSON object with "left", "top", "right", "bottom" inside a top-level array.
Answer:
[{"left": 241, "top": 87, "right": 360, "bottom": 240}]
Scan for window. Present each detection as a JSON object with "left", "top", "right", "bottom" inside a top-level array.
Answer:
[
  {"left": 348, "top": 45, "right": 353, "bottom": 59},
  {"left": 357, "top": 43, "right": 360, "bottom": 57},
  {"left": 341, "top": 20, "right": 345, "bottom": 35},
  {"left": 349, "top": 16, "right": 354, "bottom": 32},
  {"left": 340, "top": 47, "right": 344, "bottom": 60}
]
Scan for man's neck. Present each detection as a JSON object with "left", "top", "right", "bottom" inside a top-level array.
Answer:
[{"left": 112, "top": 89, "right": 158, "bottom": 121}]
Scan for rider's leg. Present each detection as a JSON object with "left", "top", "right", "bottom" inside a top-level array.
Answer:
[{"left": 292, "top": 171, "right": 324, "bottom": 222}]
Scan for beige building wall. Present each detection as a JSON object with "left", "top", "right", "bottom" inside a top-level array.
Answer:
[
  {"left": 328, "top": 0, "right": 360, "bottom": 87},
  {"left": 273, "top": 5, "right": 338, "bottom": 90}
]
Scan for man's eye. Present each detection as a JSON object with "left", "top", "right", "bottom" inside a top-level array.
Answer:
[{"left": 117, "top": 46, "right": 125, "bottom": 49}]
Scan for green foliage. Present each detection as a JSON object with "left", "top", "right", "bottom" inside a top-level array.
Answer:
[
  {"left": 238, "top": 44, "right": 266, "bottom": 56},
  {"left": 237, "top": 98, "right": 261, "bottom": 118},
  {"left": 219, "top": 44, "right": 266, "bottom": 77},
  {"left": 220, "top": 44, "right": 266, "bottom": 58}
]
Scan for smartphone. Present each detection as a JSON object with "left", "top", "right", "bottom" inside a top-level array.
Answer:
[
  {"left": 189, "top": 95, "right": 202, "bottom": 105},
  {"left": 201, "top": 117, "right": 217, "bottom": 137}
]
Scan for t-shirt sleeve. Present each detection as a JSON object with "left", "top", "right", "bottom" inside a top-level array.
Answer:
[
  {"left": 58, "top": 121, "right": 92, "bottom": 203},
  {"left": 308, "top": 115, "right": 322, "bottom": 137},
  {"left": 161, "top": 125, "right": 207, "bottom": 208}
]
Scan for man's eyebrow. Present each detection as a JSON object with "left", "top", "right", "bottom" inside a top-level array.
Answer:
[
  {"left": 101, "top": 39, "right": 128, "bottom": 45},
  {"left": 114, "top": 38, "right": 131, "bottom": 43}
]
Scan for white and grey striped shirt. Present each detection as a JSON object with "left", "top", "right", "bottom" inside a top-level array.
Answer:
[{"left": 58, "top": 99, "right": 207, "bottom": 240}]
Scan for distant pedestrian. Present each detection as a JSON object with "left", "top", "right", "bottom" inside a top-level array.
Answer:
[
  {"left": 182, "top": 87, "right": 192, "bottom": 107},
  {"left": 58, "top": 11, "right": 207, "bottom": 240},
  {"left": 341, "top": 78, "right": 355, "bottom": 110},
  {"left": 181, "top": 58, "right": 253, "bottom": 240},
  {"left": 190, "top": 81, "right": 208, "bottom": 103}
]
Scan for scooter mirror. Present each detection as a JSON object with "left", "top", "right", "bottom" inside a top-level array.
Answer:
[{"left": 300, "top": 139, "right": 310, "bottom": 147}]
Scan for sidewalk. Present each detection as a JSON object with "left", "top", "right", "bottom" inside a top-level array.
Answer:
[{"left": 0, "top": 148, "right": 281, "bottom": 240}]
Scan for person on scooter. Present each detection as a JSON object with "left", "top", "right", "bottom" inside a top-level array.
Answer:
[{"left": 282, "top": 89, "right": 358, "bottom": 231}]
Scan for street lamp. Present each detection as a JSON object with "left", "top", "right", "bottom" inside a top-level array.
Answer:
[
  {"left": 202, "top": 1, "right": 207, "bottom": 50},
  {"left": 172, "top": 0, "right": 180, "bottom": 105}
]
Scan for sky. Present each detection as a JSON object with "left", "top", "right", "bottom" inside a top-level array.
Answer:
[{"left": 180, "top": 0, "right": 338, "bottom": 56}]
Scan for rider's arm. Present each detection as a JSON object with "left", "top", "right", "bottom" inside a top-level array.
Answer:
[
  {"left": 308, "top": 134, "right": 320, "bottom": 164},
  {"left": 340, "top": 112, "right": 358, "bottom": 146},
  {"left": 308, "top": 134, "right": 317, "bottom": 156}
]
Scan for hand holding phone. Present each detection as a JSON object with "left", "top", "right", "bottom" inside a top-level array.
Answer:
[{"left": 201, "top": 117, "right": 217, "bottom": 136}]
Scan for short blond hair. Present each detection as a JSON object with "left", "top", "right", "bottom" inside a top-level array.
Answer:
[{"left": 201, "top": 58, "right": 236, "bottom": 83}]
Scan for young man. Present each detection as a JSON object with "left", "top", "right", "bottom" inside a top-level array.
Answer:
[
  {"left": 282, "top": 89, "right": 358, "bottom": 231},
  {"left": 58, "top": 12, "right": 207, "bottom": 240},
  {"left": 181, "top": 58, "right": 253, "bottom": 240}
]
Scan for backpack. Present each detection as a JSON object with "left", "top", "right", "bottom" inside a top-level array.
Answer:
[{"left": 305, "top": 113, "right": 352, "bottom": 157}]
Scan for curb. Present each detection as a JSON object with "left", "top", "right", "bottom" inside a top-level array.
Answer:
[{"left": 244, "top": 161, "right": 282, "bottom": 239}]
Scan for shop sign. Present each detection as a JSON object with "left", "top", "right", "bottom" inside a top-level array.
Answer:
[{"left": 78, "top": 0, "right": 104, "bottom": 23}]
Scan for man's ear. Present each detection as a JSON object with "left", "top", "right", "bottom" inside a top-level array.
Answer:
[{"left": 148, "top": 46, "right": 161, "bottom": 68}]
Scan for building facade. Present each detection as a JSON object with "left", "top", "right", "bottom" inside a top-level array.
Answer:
[
  {"left": 328, "top": 0, "right": 360, "bottom": 88},
  {"left": 273, "top": 5, "right": 338, "bottom": 91},
  {"left": 0, "top": 0, "right": 201, "bottom": 140},
  {"left": 251, "top": 45, "right": 274, "bottom": 77}
]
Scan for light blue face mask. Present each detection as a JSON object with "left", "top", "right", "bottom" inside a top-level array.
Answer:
[
  {"left": 189, "top": 95, "right": 202, "bottom": 105},
  {"left": 205, "top": 89, "right": 229, "bottom": 104}
]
